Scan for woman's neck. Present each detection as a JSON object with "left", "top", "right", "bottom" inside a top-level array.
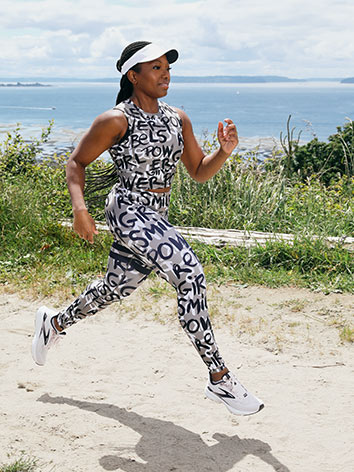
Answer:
[{"left": 130, "top": 93, "right": 159, "bottom": 114}]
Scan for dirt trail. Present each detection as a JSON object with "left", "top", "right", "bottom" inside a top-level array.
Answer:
[{"left": 0, "top": 283, "right": 353, "bottom": 471}]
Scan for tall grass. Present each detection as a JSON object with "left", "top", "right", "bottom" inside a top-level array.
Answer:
[{"left": 170, "top": 153, "right": 353, "bottom": 236}]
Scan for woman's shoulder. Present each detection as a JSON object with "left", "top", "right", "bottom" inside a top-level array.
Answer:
[
  {"left": 88, "top": 107, "right": 128, "bottom": 140},
  {"left": 95, "top": 107, "right": 127, "bottom": 125}
]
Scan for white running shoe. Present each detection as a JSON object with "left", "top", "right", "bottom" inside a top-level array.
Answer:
[
  {"left": 205, "top": 371, "right": 264, "bottom": 416},
  {"left": 31, "top": 306, "right": 65, "bottom": 366}
]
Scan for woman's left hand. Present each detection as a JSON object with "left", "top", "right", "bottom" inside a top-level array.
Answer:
[{"left": 217, "top": 119, "right": 239, "bottom": 156}]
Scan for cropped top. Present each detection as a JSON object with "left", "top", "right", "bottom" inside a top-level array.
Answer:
[{"left": 108, "top": 99, "right": 184, "bottom": 192}]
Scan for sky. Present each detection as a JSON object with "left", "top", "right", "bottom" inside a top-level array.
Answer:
[{"left": 1, "top": 0, "right": 354, "bottom": 79}]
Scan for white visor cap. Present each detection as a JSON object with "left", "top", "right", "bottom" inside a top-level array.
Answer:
[{"left": 120, "top": 43, "right": 178, "bottom": 76}]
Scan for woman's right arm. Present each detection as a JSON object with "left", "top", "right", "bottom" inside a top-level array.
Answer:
[{"left": 66, "top": 110, "right": 127, "bottom": 244}]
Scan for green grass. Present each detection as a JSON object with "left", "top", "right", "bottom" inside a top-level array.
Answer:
[
  {"left": 192, "top": 238, "right": 353, "bottom": 293},
  {"left": 169, "top": 155, "right": 353, "bottom": 236},
  {"left": 340, "top": 326, "right": 354, "bottom": 343},
  {"left": 1, "top": 180, "right": 352, "bottom": 296},
  {"left": 1, "top": 171, "right": 353, "bottom": 296},
  {"left": 0, "top": 456, "right": 38, "bottom": 472}
]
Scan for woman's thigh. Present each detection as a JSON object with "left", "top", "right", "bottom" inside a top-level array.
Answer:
[{"left": 105, "top": 188, "right": 204, "bottom": 292}]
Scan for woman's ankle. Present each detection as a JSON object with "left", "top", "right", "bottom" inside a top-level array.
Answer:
[
  {"left": 52, "top": 316, "right": 64, "bottom": 333},
  {"left": 211, "top": 367, "right": 229, "bottom": 382}
]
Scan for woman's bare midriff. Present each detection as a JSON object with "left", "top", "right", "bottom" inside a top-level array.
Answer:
[{"left": 147, "top": 187, "right": 171, "bottom": 193}]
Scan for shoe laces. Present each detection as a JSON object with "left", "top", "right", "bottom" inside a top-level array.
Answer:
[{"left": 221, "top": 372, "right": 248, "bottom": 398}]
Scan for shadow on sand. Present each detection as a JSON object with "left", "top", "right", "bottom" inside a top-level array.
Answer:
[{"left": 38, "top": 394, "right": 290, "bottom": 472}]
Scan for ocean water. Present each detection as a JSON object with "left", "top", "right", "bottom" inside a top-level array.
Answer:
[{"left": 0, "top": 81, "right": 353, "bottom": 154}]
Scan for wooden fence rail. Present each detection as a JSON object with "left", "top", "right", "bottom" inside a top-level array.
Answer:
[{"left": 60, "top": 220, "right": 354, "bottom": 252}]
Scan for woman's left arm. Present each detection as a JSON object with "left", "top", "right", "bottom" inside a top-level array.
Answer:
[{"left": 177, "top": 109, "right": 238, "bottom": 183}]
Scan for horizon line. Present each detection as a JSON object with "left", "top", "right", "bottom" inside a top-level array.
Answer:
[{"left": 0, "top": 75, "right": 350, "bottom": 80}]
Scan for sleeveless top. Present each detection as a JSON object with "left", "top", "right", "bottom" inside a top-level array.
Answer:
[{"left": 108, "top": 99, "right": 184, "bottom": 192}]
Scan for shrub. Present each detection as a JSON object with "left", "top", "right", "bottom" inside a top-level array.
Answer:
[
  {"left": 277, "top": 116, "right": 354, "bottom": 185},
  {"left": 0, "top": 121, "right": 53, "bottom": 177}
]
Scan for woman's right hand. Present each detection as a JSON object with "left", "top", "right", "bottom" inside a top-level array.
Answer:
[{"left": 73, "top": 209, "right": 99, "bottom": 244}]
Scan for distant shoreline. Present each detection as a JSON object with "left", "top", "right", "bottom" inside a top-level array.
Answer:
[
  {"left": 0, "top": 76, "right": 349, "bottom": 84},
  {"left": 0, "top": 81, "right": 51, "bottom": 87}
]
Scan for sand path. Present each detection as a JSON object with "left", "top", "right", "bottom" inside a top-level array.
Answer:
[{"left": 0, "top": 282, "right": 353, "bottom": 471}]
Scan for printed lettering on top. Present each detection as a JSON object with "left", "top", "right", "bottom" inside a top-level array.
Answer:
[
  {"left": 127, "top": 106, "right": 141, "bottom": 119},
  {"left": 135, "top": 153, "right": 149, "bottom": 165},
  {"left": 145, "top": 145, "right": 164, "bottom": 158},
  {"left": 108, "top": 99, "right": 184, "bottom": 192},
  {"left": 172, "top": 149, "right": 182, "bottom": 162},
  {"left": 156, "top": 130, "right": 168, "bottom": 143},
  {"left": 138, "top": 133, "right": 149, "bottom": 147},
  {"left": 159, "top": 159, "right": 172, "bottom": 174},
  {"left": 147, "top": 130, "right": 160, "bottom": 144},
  {"left": 113, "top": 139, "right": 130, "bottom": 153},
  {"left": 150, "top": 159, "right": 161, "bottom": 171},
  {"left": 147, "top": 168, "right": 160, "bottom": 177},
  {"left": 178, "top": 133, "right": 184, "bottom": 146},
  {"left": 169, "top": 116, "right": 180, "bottom": 128},
  {"left": 162, "top": 145, "right": 173, "bottom": 158},
  {"left": 147, "top": 119, "right": 164, "bottom": 131},
  {"left": 148, "top": 176, "right": 159, "bottom": 188},
  {"left": 130, "top": 133, "right": 142, "bottom": 149},
  {"left": 115, "top": 154, "right": 134, "bottom": 170},
  {"left": 135, "top": 176, "right": 149, "bottom": 189},
  {"left": 136, "top": 120, "right": 149, "bottom": 131}
]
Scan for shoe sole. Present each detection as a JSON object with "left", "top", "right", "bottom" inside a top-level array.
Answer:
[
  {"left": 205, "top": 387, "right": 264, "bottom": 416},
  {"left": 31, "top": 306, "right": 48, "bottom": 366}
]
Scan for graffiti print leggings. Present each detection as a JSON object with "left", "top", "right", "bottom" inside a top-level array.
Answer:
[{"left": 57, "top": 186, "right": 226, "bottom": 373}]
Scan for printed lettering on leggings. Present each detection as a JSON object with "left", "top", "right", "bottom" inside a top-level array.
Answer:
[{"left": 58, "top": 188, "right": 226, "bottom": 373}]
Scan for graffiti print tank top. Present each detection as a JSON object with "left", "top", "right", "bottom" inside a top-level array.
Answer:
[{"left": 108, "top": 99, "right": 184, "bottom": 192}]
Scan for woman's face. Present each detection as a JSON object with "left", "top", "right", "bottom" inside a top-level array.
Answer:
[{"left": 130, "top": 54, "right": 171, "bottom": 99}]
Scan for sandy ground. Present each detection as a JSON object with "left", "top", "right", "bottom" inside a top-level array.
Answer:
[{"left": 0, "top": 281, "right": 353, "bottom": 472}]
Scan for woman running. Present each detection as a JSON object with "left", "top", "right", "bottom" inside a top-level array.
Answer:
[{"left": 31, "top": 41, "right": 264, "bottom": 416}]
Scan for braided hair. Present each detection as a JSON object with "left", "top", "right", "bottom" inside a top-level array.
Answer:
[{"left": 115, "top": 41, "right": 151, "bottom": 105}]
